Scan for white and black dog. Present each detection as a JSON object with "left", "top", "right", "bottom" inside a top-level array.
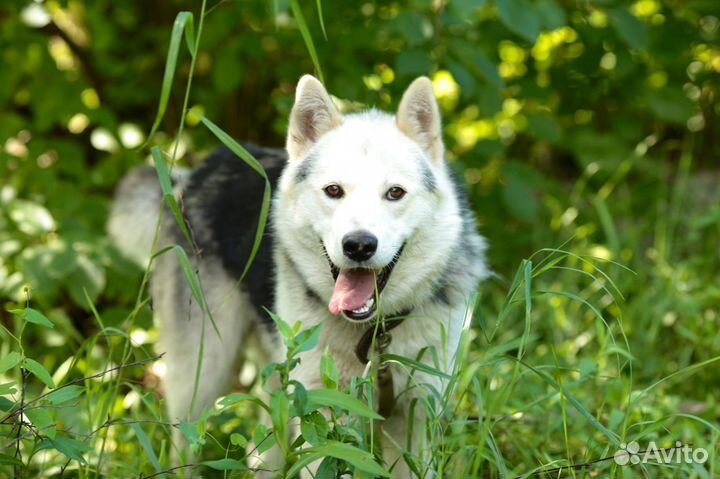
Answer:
[{"left": 109, "top": 75, "right": 489, "bottom": 477}]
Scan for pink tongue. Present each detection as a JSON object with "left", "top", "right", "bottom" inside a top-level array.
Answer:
[{"left": 328, "top": 270, "right": 376, "bottom": 315}]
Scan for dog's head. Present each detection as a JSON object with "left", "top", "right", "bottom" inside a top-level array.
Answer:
[{"left": 278, "top": 75, "right": 460, "bottom": 322}]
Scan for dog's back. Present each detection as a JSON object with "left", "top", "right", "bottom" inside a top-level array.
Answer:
[{"left": 109, "top": 145, "right": 286, "bottom": 429}]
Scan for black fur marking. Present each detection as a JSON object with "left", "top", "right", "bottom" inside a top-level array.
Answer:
[
  {"left": 182, "top": 144, "right": 286, "bottom": 327},
  {"left": 294, "top": 152, "right": 318, "bottom": 183},
  {"left": 432, "top": 286, "right": 451, "bottom": 305}
]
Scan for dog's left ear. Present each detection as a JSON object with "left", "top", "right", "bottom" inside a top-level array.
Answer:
[
  {"left": 287, "top": 75, "right": 343, "bottom": 161},
  {"left": 397, "top": 76, "right": 443, "bottom": 162}
]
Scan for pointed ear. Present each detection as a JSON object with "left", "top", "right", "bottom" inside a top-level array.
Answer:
[
  {"left": 396, "top": 76, "right": 443, "bottom": 162},
  {"left": 286, "top": 75, "right": 342, "bottom": 161}
]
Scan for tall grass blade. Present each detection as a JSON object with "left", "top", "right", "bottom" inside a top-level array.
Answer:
[
  {"left": 131, "top": 423, "right": 162, "bottom": 473},
  {"left": 290, "top": 0, "right": 324, "bottom": 83},
  {"left": 513, "top": 357, "right": 621, "bottom": 447},
  {"left": 151, "top": 147, "right": 195, "bottom": 249},
  {"left": 147, "top": 12, "right": 195, "bottom": 141}
]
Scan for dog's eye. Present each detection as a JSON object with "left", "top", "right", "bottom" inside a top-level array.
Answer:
[
  {"left": 324, "top": 184, "right": 344, "bottom": 199},
  {"left": 385, "top": 186, "right": 406, "bottom": 201}
]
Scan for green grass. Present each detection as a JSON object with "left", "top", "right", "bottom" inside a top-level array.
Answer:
[{"left": 1, "top": 2, "right": 719, "bottom": 478}]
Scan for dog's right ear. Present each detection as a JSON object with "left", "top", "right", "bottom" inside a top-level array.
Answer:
[{"left": 286, "top": 75, "right": 342, "bottom": 161}]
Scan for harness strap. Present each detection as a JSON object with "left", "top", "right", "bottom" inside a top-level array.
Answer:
[{"left": 354, "top": 311, "right": 409, "bottom": 417}]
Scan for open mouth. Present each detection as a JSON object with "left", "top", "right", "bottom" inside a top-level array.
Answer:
[{"left": 325, "top": 245, "right": 404, "bottom": 321}]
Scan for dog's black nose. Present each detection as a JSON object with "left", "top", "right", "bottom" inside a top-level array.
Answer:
[{"left": 342, "top": 231, "right": 378, "bottom": 262}]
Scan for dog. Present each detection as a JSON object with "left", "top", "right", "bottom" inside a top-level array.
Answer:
[{"left": 109, "top": 75, "right": 489, "bottom": 477}]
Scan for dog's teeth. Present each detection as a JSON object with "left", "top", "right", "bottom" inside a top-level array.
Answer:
[{"left": 352, "top": 297, "right": 375, "bottom": 314}]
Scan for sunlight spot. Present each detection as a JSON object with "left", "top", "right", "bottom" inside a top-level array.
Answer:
[
  {"left": 119, "top": 123, "right": 144, "bottom": 149},
  {"left": 48, "top": 36, "right": 76, "bottom": 71},
  {"left": 561, "top": 207, "right": 578, "bottom": 226},
  {"left": 52, "top": 357, "right": 74, "bottom": 386},
  {"left": 4, "top": 138, "right": 29, "bottom": 158},
  {"left": 81, "top": 88, "right": 100, "bottom": 110},
  {"left": 589, "top": 245, "right": 612, "bottom": 261},
  {"left": 130, "top": 328, "right": 149, "bottom": 346},
  {"left": 151, "top": 359, "right": 167, "bottom": 379},
  {"left": 90, "top": 128, "right": 119, "bottom": 152},
  {"left": 363, "top": 74, "right": 383, "bottom": 91},
  {"left": 21, "top": 3, "right": 51, "bottom": 27},
  {"left": 662, "top": 312, "right": 677, "bottom": 327},
  {"left": 68, "top": 113, "right": 90, "bottom": 134},
  {"left": 432, "top": 70, "right": 459, "bottom": 110},
  {"left": 600, "top": 52, "right": 616, "bottom": 70},
  {"left": 123, "top": 390, "right": 140, "bottom": 409},
  {"left": 573, "top": 332, "right": 592, "bottom": 351},
  {"left": 186, "top": 105, "right": 205, "bottom": 126},
  {"left": 378, "top": 64, "right": 394, "bottom": 84},
  {"left": 687, "top": 114, "right": 705, "bottom": 132},
  {"left": 239, "top": 361, "right": 257, "bottom": 387},
  {"left": 37, "top": 150, "right": 58, "bottom": 169}
]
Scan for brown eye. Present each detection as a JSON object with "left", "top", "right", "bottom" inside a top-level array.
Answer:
[
  {"left": 386, "top": 186, "right": 406, "bottom": 201},
  {"left": 324, "top": 184, "right": 344, "bottom": 199}
]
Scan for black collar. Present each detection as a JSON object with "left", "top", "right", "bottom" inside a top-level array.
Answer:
[{"left": 354, "top": 309, "right": 411, "bottom": 364}]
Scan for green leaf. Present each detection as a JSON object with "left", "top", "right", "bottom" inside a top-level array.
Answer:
[
  {"left": 292, "top": 324, "right": 322, "bottom": 355},
  {"left": 0, "top": 352, "right": 23, "bottom": 374},
  {"left": 131, "top": 423, "right": 162, "bottom": 473},
  {"left": 301, "top": 411, "right": 329, "bottom": 446},
  {"left": 609, "top": 8, "right": 647, "bottom": 50},
  {"left": 451, "top": 0, "right": 487, "bottom": 19},
  {"left": 230, "top": 433, "right": 247, "bottom": 447},
  {"left": 290, "top": 0, "right": 324, "bottom": 83},
  {"left": 306, "top": 389, "right": 383, "bottom": 420},
  {"left": 26, "top": 407, "right": 56, "bottom": 438},
  {"left": 202, "top": 458, "right": 248, "bottom": 471},
  {"left": 381, "top": 354, "right": 451, "bottom": 379},
  {"left": 8, "top": 200, "right": 55, "bottom": 236},
  {"left": 0, "top": 382, "right": 17, "bottom": 396},
  {"left": 264, "top": 309, "right": 293, "bottom": 344},
  {"left": 535, "top": 0, "right": 567, "bottom": 30},
  {"left": 47, "top": 385, "right": 84, "bottom": 405},
  {"left": 23, "top": 358, "right": 55, "bottom": 389},
  {"left": 270, "top": 390, "right": 290, "bottom": 454},
  {"left": 449, "top": 40, "right": 503, "bottom": 89},
  {"left": 0, "top": 453, "right": 23, "bottom": 467},
  {"left": 320, "top": 348, "right": 339, "bottom": 389},
  {"left": 0, "top": 397, "right": 15, "bottom": 411},
  {"left": 396, "top": 50, "right": 433, "bottom": 77},
  {"left": 179, "top": 420, "right": 205, "bottom": 451},
  {"left": 218, "top": 392, "right": 270, "bottom": 412},
  {"left": 501, "top": 162, "right": 541, "bottom": 223},
  {"left": 526, "top": 114, "right": 562, "bottom": 142},
  {"left": 497, "top": 0, "right": 541, "bottom": 43},
  {"left": 66, "top": 255, "right": 106, "bottom": 309},
  {"left": 9, "top": 308, "right": 54, "bottom": 328},
  {"left": 289, "top": 441, "right": 389, "bottom": 477},
  {"left": 646, "top": 88, "right": 695, "bottom": 124},
  {"left": 44, "top": 435, "right": 91, "bottom": 464},
  {"left": 148, "top": 11, "right": 195, "bottom": 140}
]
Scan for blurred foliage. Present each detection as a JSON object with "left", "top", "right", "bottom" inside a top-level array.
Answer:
[{"left": 1, "top": 0, "right": 719, "bottom": 477}]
